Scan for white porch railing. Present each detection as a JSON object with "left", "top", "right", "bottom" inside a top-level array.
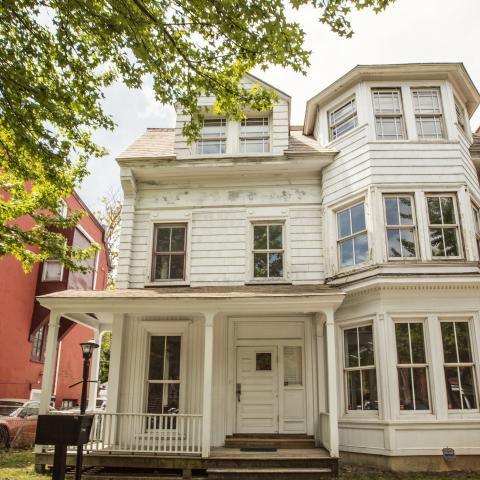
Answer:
[{"left": 82, "top": 413, "right": 203, "bottom": 455}]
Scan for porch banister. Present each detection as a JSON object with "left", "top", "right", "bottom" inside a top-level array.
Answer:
[
  {"left": 325, "top": 309, "right": 339, "bottom": 457},
  {"left": 201, "top": 313, "right": 215, "bottom": 457},
  {"left": 39, "top": 311, "right": 61, "bottom": 415},
  {"left": 87, "top": 328, "right": 101, "bottom": 411}
]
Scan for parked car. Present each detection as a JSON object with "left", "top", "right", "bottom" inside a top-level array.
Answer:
[
  {"left": 0, "top": 400, "right": 47, "bottom": 448},
  {"left": 0, "top": 399, "right": 28, "bottom": 416}
]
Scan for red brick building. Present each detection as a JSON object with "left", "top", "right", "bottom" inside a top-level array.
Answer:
[{"left": 0, "top": 192, "right": 108, "bottom": 408}]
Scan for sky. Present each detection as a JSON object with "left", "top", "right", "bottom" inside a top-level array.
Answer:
[{"left": 78, "top": 0, "right": 480, "bottom": 211}]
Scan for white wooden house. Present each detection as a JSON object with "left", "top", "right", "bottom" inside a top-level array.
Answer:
[{"left": 36, "top": 65, "right": 480, "bottom": 475}]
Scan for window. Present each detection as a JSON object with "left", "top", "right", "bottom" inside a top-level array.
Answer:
[
  {"left": 454, "top": 98, "right": 466, "bottom": 133},
  {"left": 472, "top": 204, "right": 480, "bottom": 255},
  {"left": 284, "top": 346, "right": 302, "bottom": 386},
  {"left": 412, "top": 88, "right": 445, "bottom": 139},
  {"left": 441, "top": 321, "right": 478, "bottom": 410},
  {"left": 344, "top": 325, "right": 378, "bottom": 411},
  {"left": 147, "top": 336, "right": 181, "bottom": 417},
  {"left": 395, "top": 322, "right": 430, "bottom": 411},
  {"left": 30, "top": 326, "right": 45, "bottom": 362},
  {"left": 329, "top": 97, "right": 358, "bottom": 140},
  {"left": 61, "top": 399, "right": 77, "bottom": 410},
  {"left": 196, "top": 118, "right": 226, "bottom": 154},
  {"left": 426, "top": 195, "right": 460, "bottom": 257},
  {"left": 372, "top": 89, "right": 405, "bottom": 140},
  {"left": 152, "top": 224, "right": 187, "bottom": 281},
  {"left": 252, "top": 223, "right": 284, "bottom": 279},
  {"left": 42, "top": 260, "right": 63, "bottom": 282},
  {"left": 384, "top": 195, "right": 417, "bottom": 258},
  {"left": 256, "top": 352, "right": 272, "bottom": 371},
  {"left": 58, "top": 199, "right": 68, "bottom": 218},
  {"left": 240, "top": 117, "right": 270, "bottom": 153},
  {"left": 337, "top": 202, "right": 368, "bottom": 268}
]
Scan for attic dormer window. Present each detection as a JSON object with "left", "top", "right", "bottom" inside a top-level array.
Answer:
[
  {"left": 240, "top": 117, "right": 270, "bottom": 153},
  {"left": 197, "top": 118, "right": 226, "bottom": 154},
  {"left": 329, "top": 97, "right": 358, "bottom": 140}
]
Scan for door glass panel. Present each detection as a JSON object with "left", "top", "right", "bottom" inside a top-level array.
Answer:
[
  {"left": 284, "top": 346, "right": 302, "bottom": 386},
  {"left": 256, "top": 352, "right": 272, "bottom": 371}
]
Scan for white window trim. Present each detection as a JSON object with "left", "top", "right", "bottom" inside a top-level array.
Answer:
[
  {"left": 42, "top": 259, "right": 64, "bottom": 282},
  {"left": 239, "top": 115, "right": 271, "bottom": 154},
  {"left": 145, "top": 215, "right": 192, "bottom": 287},
  {"left": 411, "top": 87, "right": 446, "bottom": 140},
  {"left": 196, "top": 117, "right": 227, "bottom": 155},
  {"left": 383, "top": 194, "right": 419, "bottom": 261}
]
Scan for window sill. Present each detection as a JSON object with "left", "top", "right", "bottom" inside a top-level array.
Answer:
[
  {"left": 144, "top": 281, "right": 190, "bottom": 288},
  {"left": 246, "top": 280, "right": 292, "bottom": 285}
]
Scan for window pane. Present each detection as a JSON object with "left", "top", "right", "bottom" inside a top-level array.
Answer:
[
  {"left": 347, "top": 370, "right": 362, "bottom": 410},
  {"left": 331, "top": 99, "right": 355, "bottom": 124},
  {"left": 333, "top": 116, "right": 358, "bottom": 139},
  {"left": 166, "top": 336, "right": 181, "bottom": 380},
  {"left": 362, "top": 369, "right": 378, "bottom": 410},
  {"left": 387, "top": 229, "right": 402, "bottom": 258},
  {"left": 353, "top": 234, "right": 368, "bottom": 264},
  {"left": 416, "top": 116, "right": 443, "bottom": 139},
  {"left": 440, "top": 197, "right": 455, "bottom": 224},
  {"left": 399, "top": 197, "right": 413, "bottom": 225},
  {"left": 385, "top": 198, "right": 399, "bottom": 225},
  {"left": 455, "top": 322, "right": 472, "bottom": 363},
  {"left": 241, "top": 139, "right": 269, "bottom": 153},
  {"left": 400, "top": 228, "right": 416, "bottom": 257},
  {"left": 427, "top": 197, "right": 442, "bottom": 224},
  {"left": 339, "top": 238, "right": 354, "bottom": 267},
  {"left": 147, "top": 383, "right": 164, "bottom": 414},
  {"left": 351, "top": 203, "right": 366, "bottom": 233},
  {"left": 430, "top": 228, "right": 445, "bottom": 257},
  {"left": 373, "top": 91, "right": 401, "bottom": 113},
  {"left": 337, "top": 209, "right": 351, "bottom": 238},
  {"left": 170, "top": 255, "right": 185, "bottom": 279},
  {"left": 443, "top": 228, "right": 458, "bottom": 256},
  {"left": 459, "top": 367, "right": 477, "bottom": 409},
  {"left": 44, "top": 261, "right": 63, "bottom": 281},
  {"left": 166, "top": 383, "right": 180, "bottom": 413},
  {"left": 441, "top": 322, "right": 457, "bottom": 363},
  {"left": 376, "top": 117, "right": 403, "bottom": 140},
  {"left": 410, "top": 323, "right": 426, "bottom": 364},
  {"left": 256, "top": 352, "right": 272, "bottom": 371},
  {"left": 284, "top": 346, "right": 302, "bottom": 386},
  {"left": 344, "top": 328, "right": 359, "bottom": 368},
  {"left": 445, "top": 367, "right": 462, "bottom": 409},
  {"left": 268, "top": 252, "right": 283, "bottom": 277},
  {"left": 413, "top": 90, "right": 441, "bottom": 113},
  {"left": 412, "top": 368, "right": 430, "bottom": 410},
  {"left": 398, "top": 367, "right": 414, "bottom": 410},
  {"left": 156, "top": 228, "right": 171, "bottom": 251},
  {"left": 358, "top": 325, "right": 374, "bottom": 366},
  {"left": 395, "top": 323, "right": 411, "bottom": 364},
  {"left": 170, "top": 228, "right": 185, "bottom": 251},
  {"left": 254, "top": 225, "right": 267, "bottom": 250},
  {"left": 154, "top": 255, "right": 170, "bottom": 280},
  {"left": 149, "top": 337, "right": 166, "bottom": 380},
  {"left": 254, "top": 252, "right": 268, "bottom": 277},
  {"left": 268, "top": 225, "right": 283, "bottom": 249}
]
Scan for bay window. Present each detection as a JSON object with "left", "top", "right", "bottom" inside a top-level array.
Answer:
[
  {"left": 337, "top": 202, "right": 368, "bottom": 268},
  {"left": 384, "top": 195, "right": 417, "bottom": 258},
  {"left": 426, "top": 195, "right": 460, "bottom": 257},
  {"left": 372, "top": 89, "right": 405, "bottom": 140}
]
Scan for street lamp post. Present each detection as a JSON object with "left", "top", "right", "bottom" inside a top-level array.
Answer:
[{"left": 75, "top": 340, "right": 99, "bottom": 480}]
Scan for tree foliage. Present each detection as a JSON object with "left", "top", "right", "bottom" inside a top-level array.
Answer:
[
  {"left": 98, "top": 331, "right": 111, "bottom": 385},
  {"left": 1, "top": 0, "right": 394, "bottom": 270}
]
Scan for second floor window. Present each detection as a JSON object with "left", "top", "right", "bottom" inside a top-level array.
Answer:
[
  {"left": 337, "top": 202, "right": 368, "bottom": 268},
  {"left": 197, "top": 118, "right": 226, "bottom": 154},
  {"left": 42, "top": 260, "right": 63, "bottom": 282},
  {"left": 426, "top": 195, "right": 460, "bottom": 257},
  {"left": 384, "top": 195, "right": 417, "bottom": 258},
  {"left": 372, "top": 89, "right": 405, "bottom": 140},
  {"left": 30, "top": 326, "right": 45, "bottom": 362},
  {"left": 329, "top": 97, "right": 358, "bottom": 140},
  {"left": 412, "top": 88, "right": 445, "bottom": 139},
  {"left": 253, "top": 223, "right": 284, "bottom": 279},
  {"left": 240, "top": 117, "right": 270, "bottom": 153},
  {"left": 152, "top": 224, "right": 187, "bottom": 281},
  {"left": 454, "top": 98, "right": 466, "bottom": 133}
]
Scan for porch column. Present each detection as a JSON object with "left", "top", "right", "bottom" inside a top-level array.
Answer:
[
  {"left": 201, "top": 312, "right": 215, "bottom": 458},
  {"left": 325, "top": 308, "right": 339, "bottom": 457},
  {"left": 106, "top": 315, "right": 124, "bottom": 413},
  {"left": 39, "top": 311, "right": 61, "bottom": 414},
  {"left": 87, "top": 328, "right": 101, "bottom": 411}
]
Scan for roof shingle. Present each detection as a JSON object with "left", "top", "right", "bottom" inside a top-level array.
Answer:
[{"left": 117, "top": 128, "right": 175, "bottom": 159}]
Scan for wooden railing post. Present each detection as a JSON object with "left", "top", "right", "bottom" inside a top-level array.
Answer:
[{"left": 201, "top": 313, "right": 215, "bottom": 457}]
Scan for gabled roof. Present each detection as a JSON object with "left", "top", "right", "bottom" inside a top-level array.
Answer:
[
  {"left": 117, "top": 128, "right": 175, "bottom": 160},
  {"left": 304, "top": 63, "right": 480, "bottom": 135}
]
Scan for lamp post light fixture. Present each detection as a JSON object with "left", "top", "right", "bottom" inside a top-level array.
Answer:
[{"left": 75, "top": 340, "right": 99, "bottom": 480}]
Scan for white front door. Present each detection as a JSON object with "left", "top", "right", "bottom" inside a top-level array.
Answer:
[{"left": 236, "top": 346, "right": 279, "bottom": 433}]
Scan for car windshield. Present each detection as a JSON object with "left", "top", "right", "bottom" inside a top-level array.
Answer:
[
  {"left": 8, "top": 407, "right": 23, "bottom": 417},
  {"left": 8, "top": 402, "right": 39, "bottom": 417}
]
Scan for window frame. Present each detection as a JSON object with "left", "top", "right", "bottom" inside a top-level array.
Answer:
[
  {"left": 425, "top": 193, "right": 462, "bottom": 259},
  {"left": 196, "top": 118, "right": 227, "bottom": 155},
  {"left": 239, "top": 116, "right": 270, "bottom": 153},
  {"left": 411, "top": 87, "right": 446, "bottom": 140},
  {"left": 439, "top": 319, "right": 479, "bottom": 412},
  {"left": 251, "top": 221, "right": 286, "bottom": 281},
  {"left": 42, "top": 259, "right": 64, "bottom": 282},
  {"left": 383, "top": 194, "right": 418, "bottom": 260},
  {"left": 343, "top": 323, "right": 378, "bottom": 414},
  {"left": 454, "top": 97, "right": 467, "bottom": 133},
  {"left": 394, "top": 320, "right": 432, "bottom": 413},
  {"left": 151, "top": 223, "right": 188, "bottom": 283},
  {"left": 328, "top": 96, "right": 359, "bottom": 141},
  {"left": 336, "top": 201, "right": 369, "bottom": 269},
  {"left": 472, "top": 202, "right": 480, "bottom": 257},
  {"left": 30, "top": 326, "right": 46, "bottom": 362},
  {"left": 371, "top": 88, "right": 406, "bottom": 140}
]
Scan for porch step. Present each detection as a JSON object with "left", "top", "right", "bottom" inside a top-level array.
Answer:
[
  {"left": 224, "top": 435, "right": 315, "bottom": 450},
  {"left": 207, "top": 467, "right": 333, "bottom": 479}
]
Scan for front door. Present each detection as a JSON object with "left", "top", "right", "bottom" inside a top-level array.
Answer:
[{"left": 236, "top": 346, "right": 279, "bottom": 433}]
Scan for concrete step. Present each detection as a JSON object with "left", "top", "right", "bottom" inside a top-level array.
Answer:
[
  {"left": 207, "top": 467, "right": 333, "bottom": 479},
  {"left": 224, "top": 438, "right": 316, "bottom": 449}
]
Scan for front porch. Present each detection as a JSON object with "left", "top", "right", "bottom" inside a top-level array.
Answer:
[{"left": 35, "top": 285, "right": 344, "bottom": 476}]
